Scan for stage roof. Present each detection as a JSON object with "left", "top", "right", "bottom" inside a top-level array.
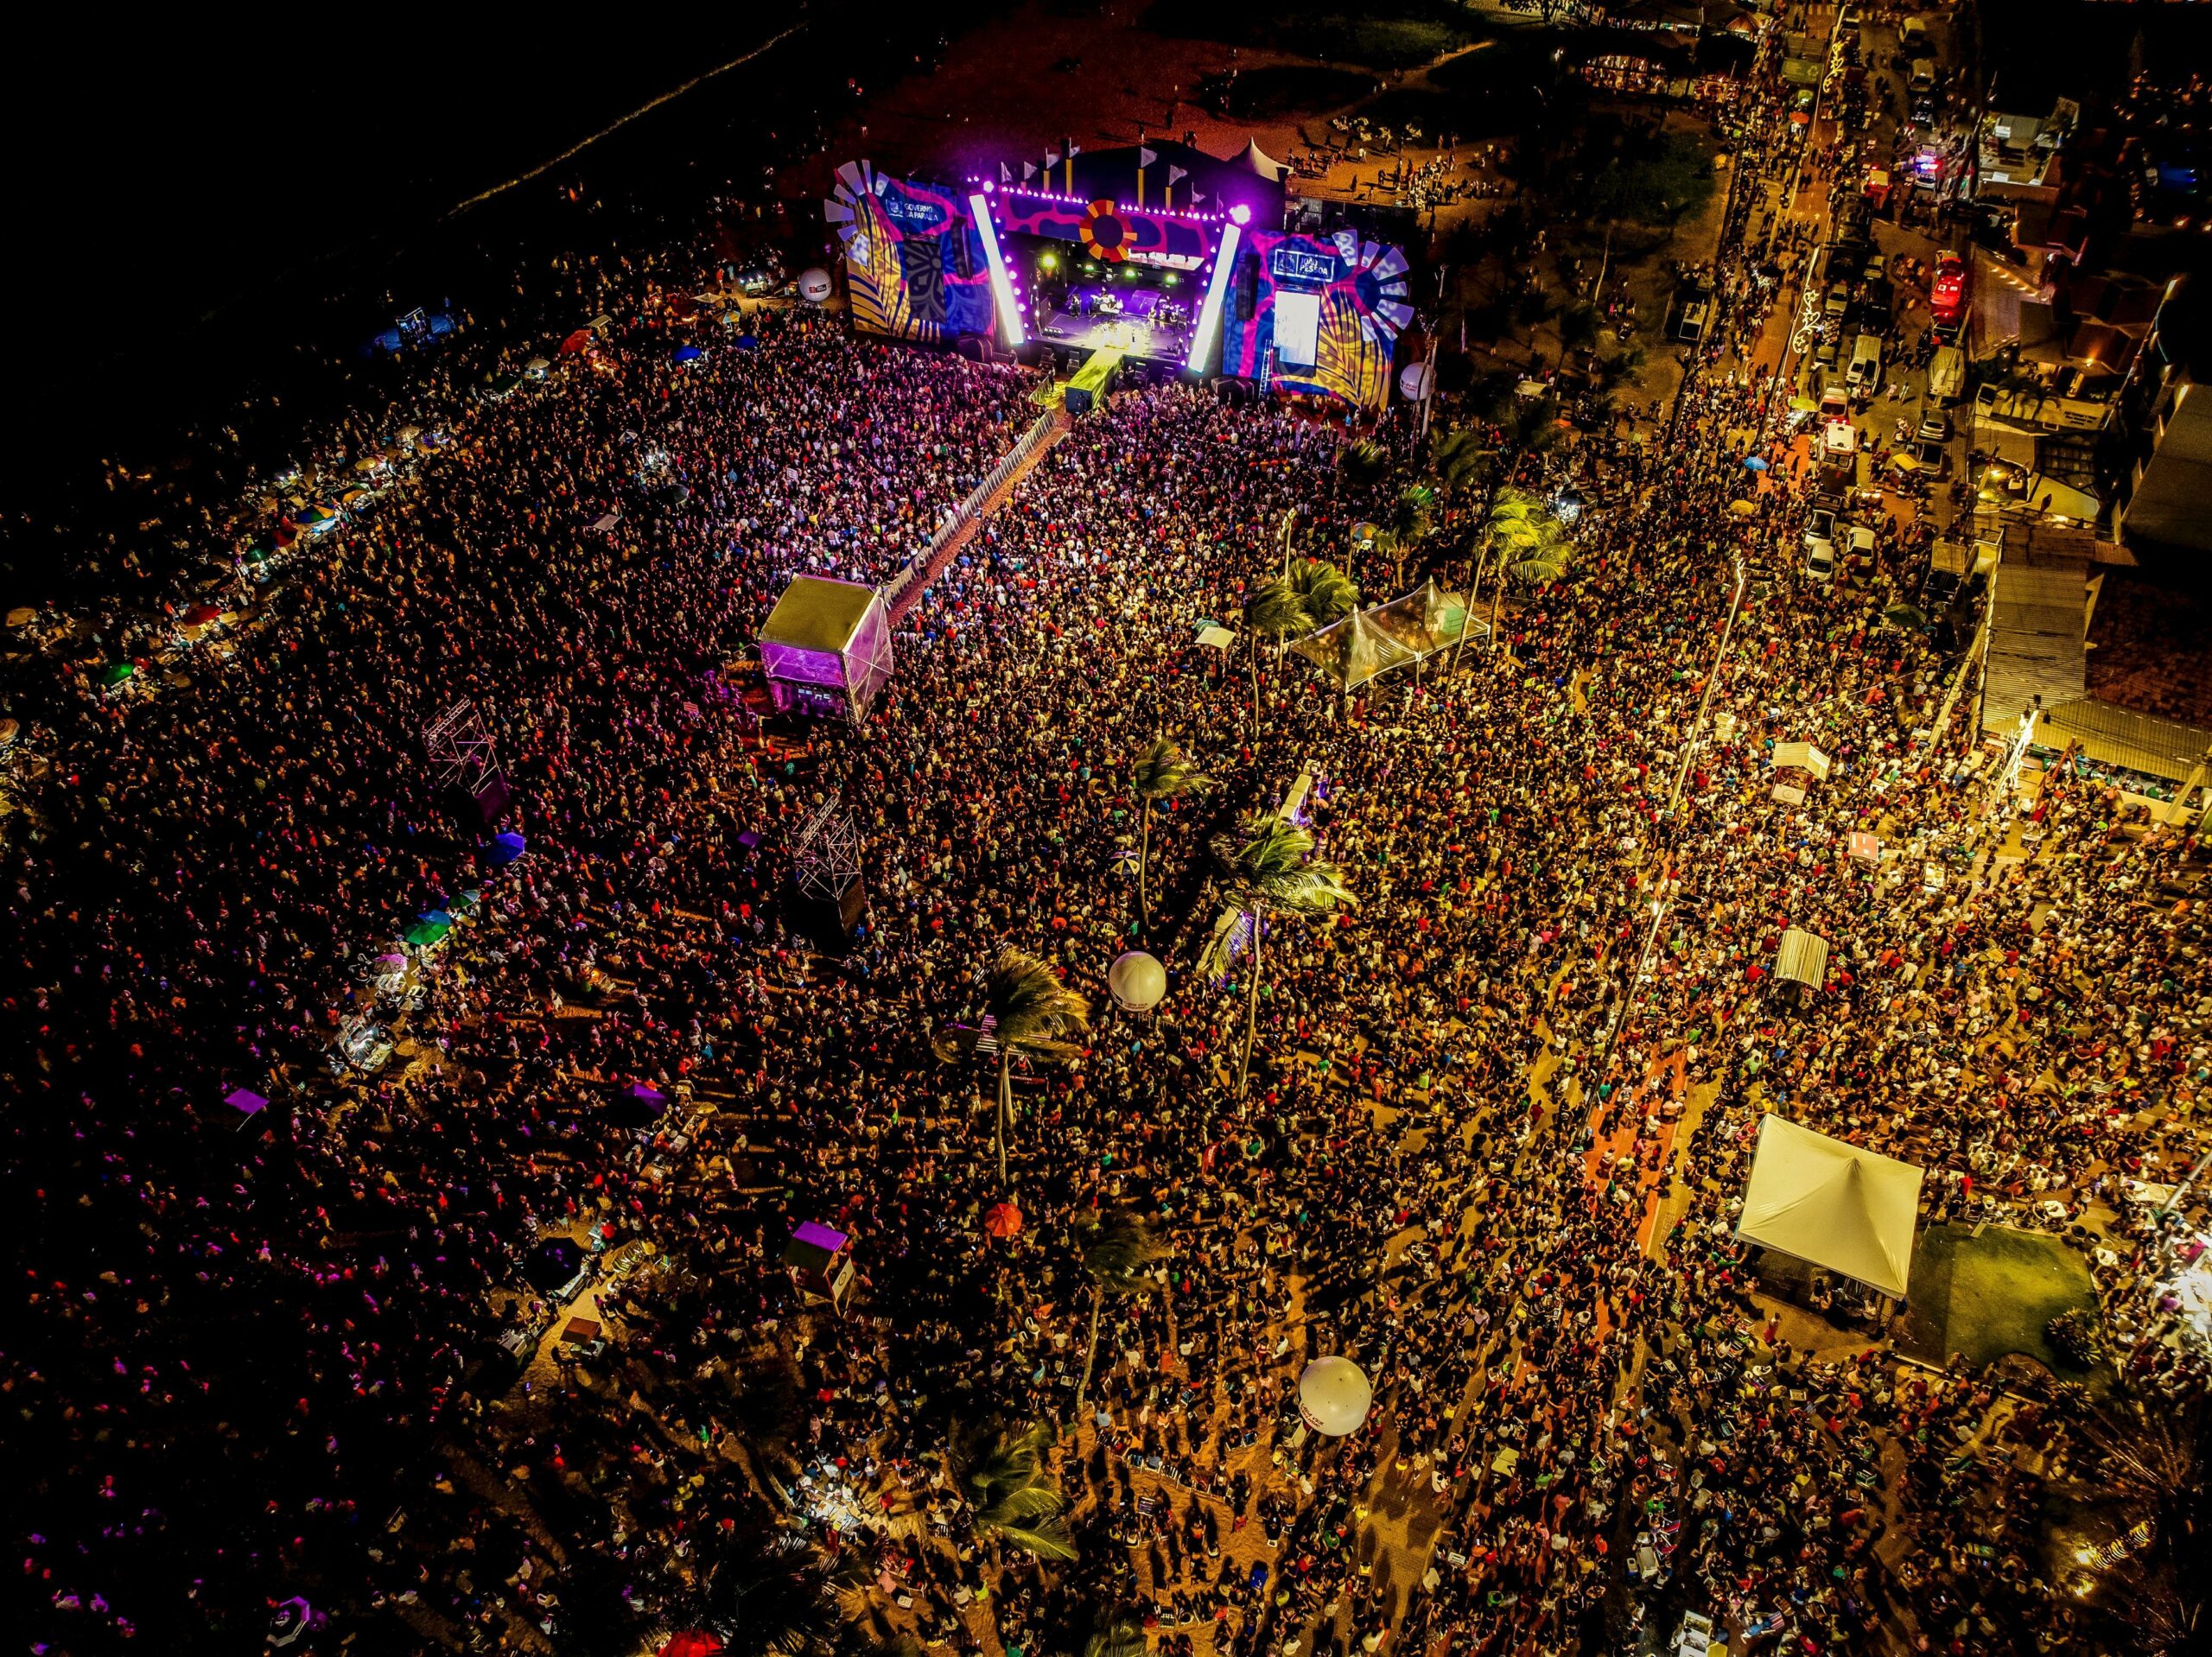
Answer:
[{"left": 760, "top": 575, "right": 880, "bottom": 656}]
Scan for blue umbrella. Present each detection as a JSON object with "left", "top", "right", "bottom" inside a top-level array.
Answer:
[
  {"left": 486, "top": 833, "right": 526, "bottom": 867},
  {"left": 734, "top": 334, "right": 759, "bottom": 351},
  {"left": 1742, "top": 455, "right": 1770, "bottom": 472},
  {"left": 671, "top": 344, "right": 704, "bottom": 364}
]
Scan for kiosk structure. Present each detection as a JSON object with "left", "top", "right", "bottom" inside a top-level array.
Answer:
[{"left": 758, "top": 576, "right": 895, "bottom": 721}]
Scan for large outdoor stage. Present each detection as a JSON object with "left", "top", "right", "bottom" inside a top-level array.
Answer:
[
  {"left": 1033, "top": 282, "right": 1197, "bottom": 361},
  {"left": 823, "top": 146, "right": 1416, "bottom": 411}
]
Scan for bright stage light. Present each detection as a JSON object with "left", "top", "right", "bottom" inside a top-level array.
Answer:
[
  {"left": 1185, "top": 221, "right": 1243, "bottom": 373},
  {"left": 1229, "top": 203, "right": 1252, "bottom": 226},
  {"left": 968, "top": 192, "right": 1025, "bottom": 347}
]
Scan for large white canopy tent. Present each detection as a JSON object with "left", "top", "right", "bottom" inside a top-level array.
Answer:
[{"left": 1736, "top": 1114, "right": 1923, "bottom": 1298}]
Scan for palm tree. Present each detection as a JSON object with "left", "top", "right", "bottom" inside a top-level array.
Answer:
[
  {"left": 1199, "top": 813, "right": 1356, "bottom": 1099},
  {"left": 1428, "top": 426, "right": 1497, "bottom": 504},
  {"left": 1129, "top": 736, "right": 1210, "bottom": 935},
  {"left": 1071, "top": 1211, "right": 1167, "bottom": 1415},
  {"left": 1285, "top": 556, "right": 1359, "bottom": 628},
  {"left": 681, "top": 1525, "right": 857, "bottom": 1657},
  {"left": 1467, "top": 488, "right": 1572, "bottom": 659},
  {"left": 1071, "top": 1609, "right": 1149, "bottom": 1657},
  {"left": 1369, "top": 484, "right": 1434, "bottom": 592},
  {"left": 1333, "top": 436, "right": 1389, "bottom": 516},
  {"left": 947, "top": 1419, "right": 1077, "bottom": 1563},
  {"left": 934, "top": 950, "right": 1090, "bottom": 1188},
  {"left": 1241, "top": 579, "right": 1312, "bottom": 740}
]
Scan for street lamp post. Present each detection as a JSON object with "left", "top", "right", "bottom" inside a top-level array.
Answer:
[
  {"left": 1667, "top": 555, "right": 1749, "bottom": 813},
  {"left": 1592, "top": 881, "right": 1675, "bottom": 1100}
]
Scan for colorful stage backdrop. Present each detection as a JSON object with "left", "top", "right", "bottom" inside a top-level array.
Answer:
[
  {"left": 1220, "top": 230, "right": 1414, "bottom": 411},
  {"left": 989, "top": 187, "right": 1222, "bottom": 267},
  {"left": 825, "top": 162, "right": 995, "bottom": 342}
]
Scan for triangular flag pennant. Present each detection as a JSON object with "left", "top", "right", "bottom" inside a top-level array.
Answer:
[
  {"left": 1022, "top": 162, "right": 1038, "bottom": 181},
  {"left": 1046, "top": 150, "right": 1061, "bottom": 168},
  {"left": 1068, "top": 143, "right": 1082, "bottom": 157},
  {"left": 1139, "top": 147, "right": 1159, "bottom": 168},
  {"left": 1167, "top": 165, "right": 1189, "bottom": 185},
  {"left": 1000, "top": 162, "right": 1013, "bottom": 183},
  {"left": 1192, "top": 189, "right": 1206, "bottom": 206}
]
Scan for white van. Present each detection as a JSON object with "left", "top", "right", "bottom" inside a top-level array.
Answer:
[
  {"left": 1928, "top": 345, "right": 1966, "bottom": 403},
  {"left": 1847, "top": 333, "right": 1883, "bottom": 393}
]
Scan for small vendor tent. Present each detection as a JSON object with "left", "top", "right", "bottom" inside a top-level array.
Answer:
[
  {"left": 1770, "top": 741, "right": 1831, "bottom": 780},
  {"left": 1291, "top": 581, "right": 1477, "bottom": 689},
  {"left": 1775, "top": 926, "right": 1830, "bottom": 991},
  {"left": 1736, "top": 1114, "right": 1923, "bottom": 1298},
  {"left": 758, "top": 575, "right": 895, "bottom": 721}
]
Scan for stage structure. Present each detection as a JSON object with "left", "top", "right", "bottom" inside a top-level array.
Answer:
[
  {"left": 824, "top": 144, "right": 1410, "bottom": 411},
  {"left": 1219, "top": 229, "right": 1414, "bottom": 410},
  {"left": 423, "top": 697, "right": 512, "bottom": 828},
  {"left": 757, "top": 576, "right": 895, "bottom": 722},
  {"left": 826, "top": 161, "right": 996, "bottom": 343},
  {"left": 791, "top": 793, "right": 868, "bottom": 950},
  {"left": 1291, "top": 581, "right": 1477, "bottom": 689}
]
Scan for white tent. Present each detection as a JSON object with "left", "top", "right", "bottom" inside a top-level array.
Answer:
[
  {"left": 1736, "top": 1114, "right": 1923, "bottom": 1298},
  {"left": 1239, "top": 138, "right": 1287, "bottom": 181},
  {"left": 1770, "top": 741, "right": 1831, "bottom": 780},
  {"left": 1775, "top": 927, "right": 1830, "bottom": 991}
]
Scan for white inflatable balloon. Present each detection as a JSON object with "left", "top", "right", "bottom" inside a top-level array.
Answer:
[
  {"left": 1398, "top": 362, "right": 1435, "bottom": 403},
  {"left": 1107, "top": 950, "right": 1166, "bottom": 1013},
  {"left": 1298, "top": 1355, "right": 1373, "bottom": 1436},
  {"left": 797, "top": 268, "right": 834, "bottom": 304}
]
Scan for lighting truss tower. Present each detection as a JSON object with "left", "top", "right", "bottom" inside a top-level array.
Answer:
[
  {"left": 791, "top": 795, "right": 862, "bottom": 905},
  {"left": 423, "top": 699, "right": 498, "bottom": 787}
]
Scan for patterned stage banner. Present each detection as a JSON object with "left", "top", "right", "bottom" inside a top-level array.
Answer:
[
  {"left": 990, "top": 188, "right": 1221, "bottom": 266},
  {"left": 1220, "top": 230, "right": 1414, "bottom": 412},
  {"left": 826, "top": 163, "right": 995, "bottom": 341}
]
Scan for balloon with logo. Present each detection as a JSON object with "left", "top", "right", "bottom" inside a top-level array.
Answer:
[
  {"left": 797, "top": 268, "right": 834, "bottom": 304},
  {"left": 1297, "top": 1355, "right": 1373, "bottom": 1437}
]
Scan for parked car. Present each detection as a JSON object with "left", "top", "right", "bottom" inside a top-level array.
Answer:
[
  {"left": 1847, "top": 333, "right": 1884, "bottom": 394},
  {"left": 1916, "top": 409, "right": 1952, "bottom": 444},
  {"left": 1804, "top": 505, "right": 1840, "bottom": 557}
]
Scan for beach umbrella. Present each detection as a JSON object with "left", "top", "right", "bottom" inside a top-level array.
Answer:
[
  {"left": 659, "top": 1635, "right": 725, "bottom": 1657},
  {"left": 626, "top": 1082, "right": 668, "bottom": 1114},
  {"left": 1107, "top": 950, "right": 1167, "bottom": 1013},
  {"left": 225, "top": 1088, "right": 269, "bottom": 1119},
  {"left": 1298, "top": 1355, "right": 1373, "bottom": 1436},
  {"left": 1787, "top": 394, "right": 1817, "bottom": 414},
  {"left": 559, "top": 328, "right": 593, "bottom": 355},
  {"left": 402, "top": 914, "right": 451, "bottom": 949},
  {"left": 184, "top": 602, "right": 223, "bottom": 625},
  {"left": 1741, "top": 455, "right": 1769, "bottom": 472},
  {"left": 374, "top": 951, "right": 407, "bottom": 973},
  {"left": 671, "top": 344, "right": 705, "bottom": 365},
  {"left": 5, "top": 606, "right": 35, "bottom": 628},
  {"left": 98, "top": 663, "right": 136, "bottom": 686},
  {"left": 525, "top": 1236, "right": 585, "bottom": 1291},
  {"left": 734, "top": 333, "right": 759, "bottom": 351},
  {"left": 486, "top": 832, "right": 527, "bottom": 867},
  {"left": 1727, "top": 500, "right": 1758, "bottom": 517},
  {"left": 984, "top": 1201, "right": 1024, "bottom": 1240}
]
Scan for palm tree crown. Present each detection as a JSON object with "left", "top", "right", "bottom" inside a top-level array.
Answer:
[
  {"left": 949, "top": 1419, "right": 1077, "bottom": 1562},
  {"left": 1200, "top": 814, "right": 1358, "bottom": 977},
  {"left": 1285, "top": 557, "right": 1359, "bottom": 629},
  {"left": 1243, "top": 578, "right": 1313, "bottom": 644}
]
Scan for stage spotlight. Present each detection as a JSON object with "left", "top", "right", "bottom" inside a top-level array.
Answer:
[{"left": 1229, "top": 204, "right": 1252, "bottom": 225}]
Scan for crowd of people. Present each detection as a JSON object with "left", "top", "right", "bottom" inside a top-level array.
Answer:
[{"left": 7, "top": 21, "right": 2211, "bottom": 1657}]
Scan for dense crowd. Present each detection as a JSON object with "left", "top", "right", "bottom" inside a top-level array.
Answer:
[{"left": 8, "top": 23, "right": 2212, "bottom": 1657}]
